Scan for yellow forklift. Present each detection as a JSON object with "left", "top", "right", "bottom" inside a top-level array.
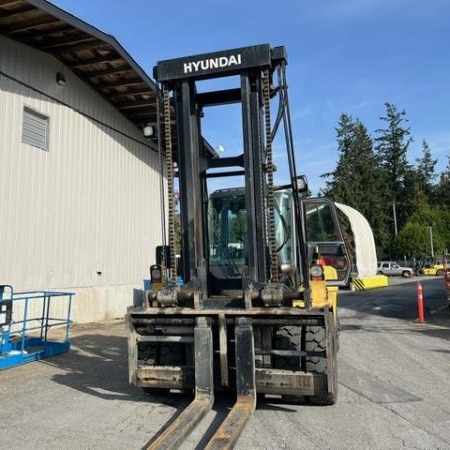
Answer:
[{"left": 126, "top": 44, "right": 351, "bottom": 448}]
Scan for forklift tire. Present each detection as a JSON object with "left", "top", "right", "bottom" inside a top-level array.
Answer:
[
  {"left": 142, "top": 387, "right": 168, "bottom": 395},
  {"left": 309, "top": 392, "right": 336, "bottom": 405},
  {"left": 137, "top": 342, "right": 158, "bottom": 365},
  {"left": 138, "top": 342, "right": 185, "bottom": 366},
  {"left": 274, "top": 326, "right": 304, "bottom": 404},
  {"left": 160, "top": 343, "right": 184, "bottom": 365},
  {"left": 282, "top": 394, "right": 306, "bottom": 404},
  {"left": 275, "top": 325, "right": 337, "bottom": 404},
  {"left": 306, "top": 325, "right": 338, "bottom": 405},
  {"left": 274, "top": 325, "right": 327, "bottom": 373},
  {"left": 304, "top": 326, "right": 326, "bottom": 373},
  {"left": 274, "top": 326, "right": 302, "bottom": 370}
]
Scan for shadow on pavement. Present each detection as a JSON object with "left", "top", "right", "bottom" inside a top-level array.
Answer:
[{"left": 44, "top": 332, "right": 191, "bottom": 411}]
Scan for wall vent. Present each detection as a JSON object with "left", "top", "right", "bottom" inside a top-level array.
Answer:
[{"left": 22, "top": 107, "right": 49, "bottom": 151}]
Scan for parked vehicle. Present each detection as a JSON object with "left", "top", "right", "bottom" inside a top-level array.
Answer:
[
  {"left": 416, "top": 256, "right": 445, "bottom": 276},
  {"left": 377, "top": 261, "right": 414, "bottom": 278}
]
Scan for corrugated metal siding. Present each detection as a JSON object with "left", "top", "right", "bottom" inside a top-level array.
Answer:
[{"left": 0, "top": 35, "right": 163, "bottom": 292}]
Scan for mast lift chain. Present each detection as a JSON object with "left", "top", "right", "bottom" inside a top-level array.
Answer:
[
  {"left": 263, "top": 67, "right": 279, "bottom": 284},
  {"left": 162, "top": 85, "right": 177, "bottom": 283}
]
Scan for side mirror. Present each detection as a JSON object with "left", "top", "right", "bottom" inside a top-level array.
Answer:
[{"left": 295, "top": 175, "right": 308, "bottom": 193}]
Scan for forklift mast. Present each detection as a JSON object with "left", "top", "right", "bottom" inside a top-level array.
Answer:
[
  {"left": 128, "top": 44, "right": 346, "bottom": 449},
  {"left": 154, "top": 44, "right": 308, "bottom": 296}
]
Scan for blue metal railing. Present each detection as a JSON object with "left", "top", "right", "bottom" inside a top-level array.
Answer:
[{"left": 0, "top": 286, "right": 74, "bottom": 370}]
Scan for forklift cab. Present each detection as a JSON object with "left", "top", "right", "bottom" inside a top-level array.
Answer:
[{"left": 207, "top": 188, "right": 351, "bottom": 292}]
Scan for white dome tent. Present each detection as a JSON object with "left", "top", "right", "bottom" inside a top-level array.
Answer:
[{"left": 335, "top": 203, "right": 378, "bottom": 279}]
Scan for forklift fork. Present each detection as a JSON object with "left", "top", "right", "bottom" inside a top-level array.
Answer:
[
  {"left": 147, "top": 317, "right": 214, "bottom": 450},
  {"left": 146, "top": 317, "right": 257, "bottom": 450},
  {"left": 206, "top": 318, "right": 256, "bottom": 449}
]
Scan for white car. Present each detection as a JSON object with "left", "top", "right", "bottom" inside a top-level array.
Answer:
[{"left": 377, "top": 261, "right": 414, "bottom": 278}]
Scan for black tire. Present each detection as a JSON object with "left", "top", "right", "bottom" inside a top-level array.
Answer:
[
  {"left": 304, "top": 326, "right": 326, "bottom": 373},
  {"left": 274, "top": 325, "right": 329, "bottom": 373},
  {"left": 309, "top": 393, "right": 336, "bottom": 405},
  {"left": 402, "top": 271, "right": 411, "bottom": 278},
  {"left": 274, "top": 325, "right": 337, "bottom": 404},
  {"left": 273, "top": 326, "right": 301, "bottom": 370},
  {"left": 160, "top": 343, "right": 184, "bottom": 365},
  {"left": 138, "top": 341, "right": 186, "bottom": 366},
  {"left": 273, "top": 326, "right": 316, "bottom": 404},
  {"left": 436, "top": 269, "right": 444, "bottom": 276},
  {"left": 377, "top": 270, "right": 384, "bottom": 275},
  {"left": 137, "top": 342, "right": 158, "bottom": 365},
  {"left": 306, "top": 325, "right": 338, "bottom": 405},
  {"left": 142, "top": 387, "right": 168, "bottom": 395},
  {"left": 282, "top": 394, "right": 306, "bottom": 404}
]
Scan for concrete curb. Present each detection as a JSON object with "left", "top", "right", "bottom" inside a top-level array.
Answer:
[{"left": 351, "top": 275, "right": 389, "bottom": 291}]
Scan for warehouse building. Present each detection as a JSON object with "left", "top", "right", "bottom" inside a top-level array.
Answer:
[{"left": 0, "top": 0, "right": 164, "bottom": 322}]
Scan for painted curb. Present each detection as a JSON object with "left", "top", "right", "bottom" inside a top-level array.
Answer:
[{"left": 351, "top": 275, "right": 389, "bottom": 291}]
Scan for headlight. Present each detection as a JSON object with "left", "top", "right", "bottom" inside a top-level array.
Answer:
[
  {"left": 150, "top": 265, "right": 162, "bottom": 282},
  {"left": 310, "top": 265, "right": 324, "bottom": 278}
]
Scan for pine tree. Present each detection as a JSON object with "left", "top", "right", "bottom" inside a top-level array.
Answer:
[
  {"left": 436, "top": 153, "right": 450, "bottom": 208},
  {"left": 403, "top": 167, "right": 427, "bottom": 211},
  {"left": 321, "top": 114, "right": 354, "bottom": 199},
  {"left": 352, "top": 121, "right": 390, "bottom": 249},
  {"left": 321, "top": 104, "right": 450, "bottom": 260},
  {"left": 416, "top": 139, "right": 437, "bottom": 203},
  {"left": 375, "top": 103, "right": 413, "bottom": 229},
  {"left": 322, "top": 114, "right": 389, "bottom": 250}
]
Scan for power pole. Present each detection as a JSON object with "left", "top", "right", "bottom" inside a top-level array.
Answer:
[
  {"left": 392, "top": 201, "right": 398, "bottom": 236},
  {"left": 428, "top": 225, "right": 434, "bottom": 259}
]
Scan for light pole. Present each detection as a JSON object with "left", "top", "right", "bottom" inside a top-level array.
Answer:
[
  {"left": 392, "top": 201, "right": 398, "bottom": 236},
  {"left": 427, "top": 225, "right": 434, "bottom": 259}
]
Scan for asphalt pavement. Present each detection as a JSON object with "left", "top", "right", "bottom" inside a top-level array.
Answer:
[{"left": 0, "top": 276, "right": 449, "bottom": 449}]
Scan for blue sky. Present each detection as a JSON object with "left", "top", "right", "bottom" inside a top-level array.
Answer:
[{"left": 51, "top": 0, "right": 450, "bottom": 194}]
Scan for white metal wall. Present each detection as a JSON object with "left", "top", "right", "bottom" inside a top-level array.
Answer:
[{"left": 0, "top": 35, "right": 163, "bottom": 322}]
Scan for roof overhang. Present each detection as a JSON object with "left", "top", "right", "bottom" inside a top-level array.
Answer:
[
  {"left": 0, "top": 0, "right": 218, "bottom": 159},
  {"left": 0, "top": 0, "right": 161, "bottom": 143}
]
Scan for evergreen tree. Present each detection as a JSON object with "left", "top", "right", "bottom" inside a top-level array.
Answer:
[
  {"left": 322, "top": 114, "right": 389, "bottom": 250},
  {"left": 436, "top": 153, "right": 450, "bottom": 208},
  {"left": 403, "top": 167, "right": 427, "bottom": 211},
  {"left": 375, "top": 103, "right": 412, "bottom": 229},
  {"left": 392, "top": 208, "right": 450, "bottom": 259},
  {"left": 416, "top": 139, "right": 437, "bottom": 203},
  {"left": 321, "top": 113, "right": 354, "bottom": 199},
  {"left": 321, "top": 103, "right": 450, "bottom": 260}
]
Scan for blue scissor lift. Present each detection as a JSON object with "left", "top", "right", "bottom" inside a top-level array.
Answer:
[{"left": 0, "top": 285, "right": 74, "bottom": 370}]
